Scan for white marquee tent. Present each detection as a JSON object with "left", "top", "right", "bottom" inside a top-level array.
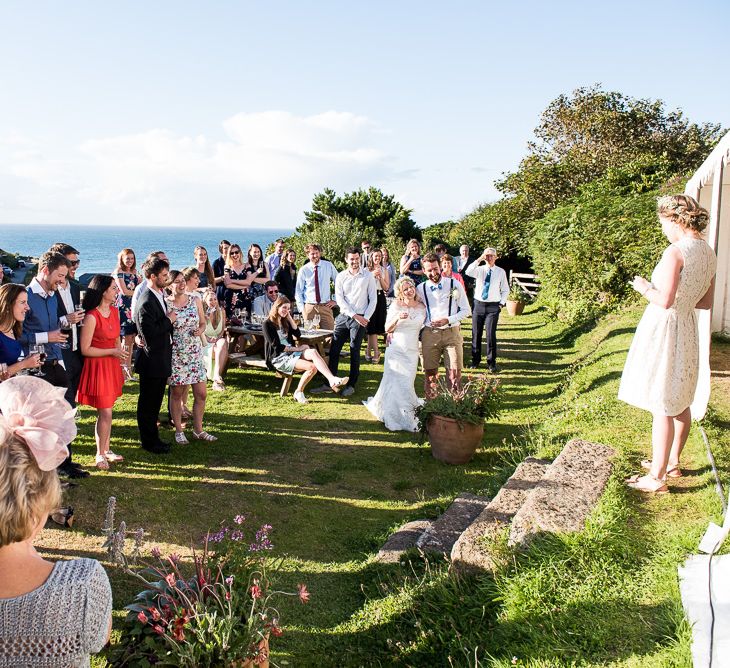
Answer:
[{"left": 685, "top": 130, "right": 730, "bottom": 418}]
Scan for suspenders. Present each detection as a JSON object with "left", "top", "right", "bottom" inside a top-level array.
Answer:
[{"left": 422, "top": 278, "right": 458, "bottom": 325}]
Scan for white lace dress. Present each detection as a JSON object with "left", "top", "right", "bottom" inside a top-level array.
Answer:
[
  {"left": 364, "top": 302, "right": 426, "bottom": 431},
  {"left": 618, "top": 237, "right": 717, "bottom": 416}
]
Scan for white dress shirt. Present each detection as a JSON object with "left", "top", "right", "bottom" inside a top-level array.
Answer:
[
  {"left": 466, "top": 262, "right": 510, "bottom": 304},
  {"left": 131, "top": 281, "right": 150, "bottom": 319},
  {"left": 252, "top": 294, "right": 277, "bottom": 318},
  {"left": 417, "top": 277, "right": 471, "bottom": 327},
  {"left": 295, "top": 260, "right": 339, "bottom": 312},
  {"left": 335, "top": 268, "right": 377, "bottom": 320},
  {"left": 56, "top": 283, "right": 78, "bottom": 351}
]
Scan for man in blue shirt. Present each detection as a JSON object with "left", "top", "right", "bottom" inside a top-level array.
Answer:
[{"left": 265, "top": 239, "right": 285, "bottom": 278}]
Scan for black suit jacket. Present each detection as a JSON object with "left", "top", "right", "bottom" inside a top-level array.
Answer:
[{"left": 134, "top": 288, "right": 173, "bottom": 378}]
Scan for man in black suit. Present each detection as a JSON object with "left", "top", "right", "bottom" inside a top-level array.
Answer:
[
  {"left": 134, "top": 256, "right": 175, "bottom": 454},
  {"left": 50, "top": 242, "right": 89, "bottom": 478}
]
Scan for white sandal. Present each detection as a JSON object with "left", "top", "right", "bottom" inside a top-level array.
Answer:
[
  {"left": 175, "top": 431, "right": 189, "bottom": 445},
  {"left": 192, "top": 430, "right": 218, "bottom": 442}
]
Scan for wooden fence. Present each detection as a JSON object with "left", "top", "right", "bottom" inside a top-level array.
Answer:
[{"left": 508, "top": 271, "right": 540, "bottom": 297}]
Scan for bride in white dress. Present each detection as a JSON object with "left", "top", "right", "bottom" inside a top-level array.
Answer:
[{"left": 364, "top": 277, "right": 426, "bottom": 431}]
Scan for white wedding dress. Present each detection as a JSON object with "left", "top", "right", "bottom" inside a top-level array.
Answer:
[{"left": 364, "top": 302, "right": 426, "bottom": 431}]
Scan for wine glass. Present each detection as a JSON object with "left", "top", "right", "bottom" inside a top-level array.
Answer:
[
  {"left": 74, "top": 303, "right": 85, "bottom": 326},
  {"left": 0, "top": 362, "right": 8, "bottom": 381},
  {"left": 29, "top": 344, "right": 46, "bottom": 377},
  {"left": 312, "top": 314, "right": 320, "bottom": 330}
]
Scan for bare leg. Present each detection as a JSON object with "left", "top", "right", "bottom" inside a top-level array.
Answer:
[
  {"left": 300, "top": 347, "right": 337, "bottom": 384},
  {"left": 649, "top": 414, "right": 674, "bottom": 480},
  {"left": 95, "top": 407, "right": 113, "bottom": 457},
  {"left": 123, "top": 333, "right": 136, "bottom": 375},
  {"left": 293, "top": 359, "right": 317, "bottom": 393},
  {"left": 170, "top": 385, "right": 186, "bottom": 432},
  {"left": 214, "top": 338, "right": 229, "bottom": 380},
  {"left": 668, "top": 407, "right": 691, "bottom": 470},
  {"left": 191, "top": 381, "right": 207, "bottom": 434},
  {"left": 368, "top": 334, "right": 380, "bottom": 361},
  {"left": 424, "top": 369, "right": 438, "bottom": 400}
]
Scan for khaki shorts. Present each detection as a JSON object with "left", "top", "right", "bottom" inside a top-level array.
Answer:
[
  {"left": 302, "top": 303, "right": 335, "bottom": 330},
  {"left": 421, "top": 326, "right": 463, "bottom": 371}
]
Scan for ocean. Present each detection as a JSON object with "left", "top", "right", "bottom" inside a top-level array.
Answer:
[{"left": 1, "top": 225, "right": 293, "bottom": 277}]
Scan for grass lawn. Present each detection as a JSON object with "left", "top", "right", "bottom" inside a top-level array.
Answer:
[{"left": 35, "top": 304, "right": 729, "bottom": 667}]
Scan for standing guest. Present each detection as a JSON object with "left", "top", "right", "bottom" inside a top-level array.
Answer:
[
  {"left": 201, "top": 290, "right": 228, "bottom": 392},
  {"left": 167, "top": 271, "right": 215, "bottom": 444},
  {"left": 183, "top": 266, "right": 203, "bottom": 299},
  {"left": 365, "top": 249, "right": 390, "bottom": 363},
  {"left": 621, "top": 194, "right": 717, "bottom": 493},
  {"left": 440, "top": 254, "right": 466, "bottom": 289},
  {"left": 325, "top": 248, "right": 377, "bottom": 398},
  {"left": 212, "top": 239, "right": 231, "bottom": 304},
  {"left": 193, "top": 246, "right": 215, "bottom": 289},
  {"left": 466, "top": 247, "right": 509, "bottom": 373},
  {"left": 361, "top": 240, "right": 372, "bottom": 267},
  {"left": 222, "top": 244, "right": 251, "bottom": 319},
  {"left": 274, "top": 249, "right": 298, "bottom": 301},
  {"left": 433, "top": 243, "right": 448, "bottom": 260},
  {"left": 130, "top": 251, "right": 168, "bottom": 320},
  {"left": 399, "top": 239, "right": 425, "bottom": 283},
  {"left": 245, "top": 244, "right": 270, "bottom": 307},
  {"left": 0, "top": 284, "right": 43, "bottom": 378},
  {"left": 134, "top": 256, "right": 175, "bottom": 454},
  {"left": 265, "top": 239, "right": 285, "bottom": 279},
  {"left": 295, "top": 244, "right": 338, "bottom": 330},
  {"left": 263, "top": 296, "right": 347, "bottom": 404},
  {"left": 417, "top": 253, "right": 471, "bottom": 399},
  {"left": 381, "top": 247, "right": 396, "bottom": 297},
  {"left": 49, "top": 243, "right": 87, "bottom": 478},
  {"left": 0, "top": 376, "right": 112, "bottom": 666},
  {"left": 457, "top": 244, "right": 475, "bottom": 303},
  {"left": 113, "top": 248, "right": 141, "bottom": 379},
  {"left": 252, "top": 281, "right": 280, "bottom": 318},
  {"left": 77, "top": 275, "right": 126, "bottom": 470}
]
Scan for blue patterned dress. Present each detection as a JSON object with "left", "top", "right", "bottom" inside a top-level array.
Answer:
[{"left": 116, "top": 271, "right": 141, "bottom": 335}]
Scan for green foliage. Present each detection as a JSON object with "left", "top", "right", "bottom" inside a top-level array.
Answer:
[
  {"left": 507, "top": 283, "right": 532, "bottom": 303},
  {"left": 415, "top": 374, "right": 503, "bottom": 433},
  {"left": 421, "top": 220, "right": 457, "bottom": 252},
  {"left": 449, "top": 199, "right": 525, "bottom": 257},
  {"left": 528, "top": 180, "right": 665, "bottom": 324}
]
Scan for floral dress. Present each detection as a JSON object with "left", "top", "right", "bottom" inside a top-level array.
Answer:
[
  {"left": 116, "top": 272, "right": 141, "bottom": 335},
  {"left": 223, "top": 266, "right": 249, "bottom": 318},
  {"left": 168, "top": 295, "right": 207, "bottom": 386}
]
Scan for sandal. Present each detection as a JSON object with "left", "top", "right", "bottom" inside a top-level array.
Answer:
[
  {"left": 626, "top": 473, "right": 669, "bottom": 494},
  {"left": 50, "top": 506, "right": 75, "bottom": 528},
  {"left": 105, "top": 451, "right": 124, "bottom": 463},
  {"left": 192, "top": 430, "right": 218, "bottom": 442},
  {"left": 175, "top": 431, "right": 189, "bottom": 445},
  {"left": 330, "top": 376, "right": 349, "bottom": 392},
  {"left": 641, "top": 459, "right": 682, "bottom": 478},
  {"left": 95, "top": 454, "right": 109, "bottom": 470},
  {"left": 212, "top": 379, "right": 226, "bottom": 392}
]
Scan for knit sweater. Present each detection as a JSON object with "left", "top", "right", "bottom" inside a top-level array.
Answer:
[{"left": 0, "top": 558, "right": 112, "bottom": 667}]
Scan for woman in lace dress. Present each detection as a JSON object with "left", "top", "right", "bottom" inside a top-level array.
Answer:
[
  {"left": 0, "top": 376, "right": 112, "bottom": 667},
  {"left": 364, "top": 277, "right": 426, "bottom": 431},
  {"left": 620, "top": 195, "right": 717, "bottom": 493},
  {"left": 167, "top": 271, "right": 217, "bottom": 445}
]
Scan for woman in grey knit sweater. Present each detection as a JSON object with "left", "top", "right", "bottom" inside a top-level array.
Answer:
[{"left": 0, "top": 376, "right": 112, "bottom": 667}]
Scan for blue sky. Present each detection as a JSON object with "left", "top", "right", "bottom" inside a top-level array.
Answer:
[{"left": 1, "top": 0, "right": 728, "bottom": 229}]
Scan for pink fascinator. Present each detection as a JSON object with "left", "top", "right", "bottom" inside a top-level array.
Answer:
[{"left": 0, "top": 376, "right": 77, "bottom": 471}]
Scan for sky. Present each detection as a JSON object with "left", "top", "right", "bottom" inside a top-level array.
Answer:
[{"left": 1, "top": 0, "right": 728, "bottom": 230}]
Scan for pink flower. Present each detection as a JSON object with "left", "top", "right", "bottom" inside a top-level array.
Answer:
[
  {"left": 297, "top": 583, "right": 310, "bottom": 604},
  {"left": 165, "top": 573, "right": 176, "bottom": 587},
  {"left": 270, "top": 624, "right": 283, "bottom": 637},
  {"left": 150, "top": 607, "right": 161, "bottom": 621},
  {"left": 225, "top": 591, "right": 231, "bottom": 601},
  {"left": 137, "top": 611, "right": 149, "bottom": 624},
  {"left": 225, "top": 576, "right": 234, "bottom": 585},
  {"left": 153, "top": 624, "right": 165, "bottom": 635},
  {"left": 250, "top": 584, "right": 262, "bottom": 599},
  {"left": 151, "top": 546, "right": 161, "bottom": 558}
]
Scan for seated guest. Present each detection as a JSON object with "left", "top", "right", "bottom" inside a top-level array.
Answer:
[
  {"left": 77, "top": 275, "right": 126, "bottom": 470},
  {"left": 193, "top": 246, "right": 215, "bottom": 289},
  {"left": 274, "top": 249, "right": 298, "bottom": 301},
  {"left": 202, "top": 290, "right": 228, "bottom": 392},
  {"left": 263, "top": 296, "right": 347, "bottom": 404},
  {"left": 0, "top": 283, "right": 43, "bottom": 378},
  {"left": 0, "top": 375, "right": 112, "bottom": 665},
  {"left": 252, "top": 281, "right": 279, "bottom": 317}
]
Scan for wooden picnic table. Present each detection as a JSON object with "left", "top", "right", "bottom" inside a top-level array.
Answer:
[{"left": 226, "top": 324, "right": 334, "bottom": 396}]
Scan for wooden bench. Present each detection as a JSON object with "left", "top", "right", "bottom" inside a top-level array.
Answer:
[{"left": 227, "top": 353, "right": 293, "bottom": 397}]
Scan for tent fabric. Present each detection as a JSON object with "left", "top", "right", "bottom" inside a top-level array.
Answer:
[{"left": 685, "top": 132, "right": 730, "bottom": 196}]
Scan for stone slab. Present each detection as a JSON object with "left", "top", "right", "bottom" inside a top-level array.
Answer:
[
  {"left": 509, "top": 439, "right": 615, "bottom": 547},
  {"left": 375, "top": 520, "right": 431, "bottom": 563},
  {"left": 451, "top": 458, "right": 550, "bottom": 574},
  {"left": 416, "top": 492, "right": 490, "bottom": 555}
]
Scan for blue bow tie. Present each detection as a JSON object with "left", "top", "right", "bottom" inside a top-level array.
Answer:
[{"left": 429, "top": 284, "right": 442, "bottom": 292}]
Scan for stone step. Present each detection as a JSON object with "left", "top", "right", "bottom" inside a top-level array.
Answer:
[
  {"left": 375, "top": 520, "right": 432, "bottom": 563},
  {"left": 416, "top": 492, "right": 490, "bottom": 555},
  {"left": 509, "top": 438, "right": 615, "bottom": 548},
  {"left": 451, "top": 457, "right": 550, "bottom": 574}
]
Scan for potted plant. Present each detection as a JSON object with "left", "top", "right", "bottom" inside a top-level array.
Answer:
[
  {"left": 505, "top": 283, "right": 532, "bottom": 316},
  {"left": 102, "top": 499, "right": 309, "bottom": 667},
  {"left": 415, "top": 375, "right": 502, "bottom": 464}
]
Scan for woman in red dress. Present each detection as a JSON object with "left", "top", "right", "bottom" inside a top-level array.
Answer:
[{"left": 77, "top": 275, "right": 126, "bottom": 470}]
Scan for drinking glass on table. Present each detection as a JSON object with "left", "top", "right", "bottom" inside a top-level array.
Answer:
[
  {"left": 312, "top": 313, "right": 320, "bottom": 330},
  {"left": 29, "top": 344, "right": 46, "bottom": 377}
]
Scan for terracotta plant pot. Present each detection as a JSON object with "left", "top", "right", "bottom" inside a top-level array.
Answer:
[
  {"left": 427, "top": 415, "right": 484, "bottom": 464},
  {"left": 505, "top": 300, "right": 525, "bottom": 316}
]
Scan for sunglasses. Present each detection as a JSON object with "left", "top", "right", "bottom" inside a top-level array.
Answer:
[
  {"left": 70, "top": 260, "right": 80, "bottom": 267},
  {"left": 230, "top": 250, "right": 241, "bottom": 256},
  {"left": 268, "top": 289, "right": 279, "bottom": 294}
]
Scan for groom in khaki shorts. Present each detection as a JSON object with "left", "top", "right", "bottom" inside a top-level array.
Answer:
[{"left": 416, "top": 253, "right": 471, "bottom": 399}]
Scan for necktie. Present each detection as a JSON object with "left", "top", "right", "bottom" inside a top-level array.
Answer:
[
  {"left": 481, "top": 269, "right": 492, "bottom": 300},
  {"left": 314, "top": 264, "right": 321, "bottom": 303}
]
